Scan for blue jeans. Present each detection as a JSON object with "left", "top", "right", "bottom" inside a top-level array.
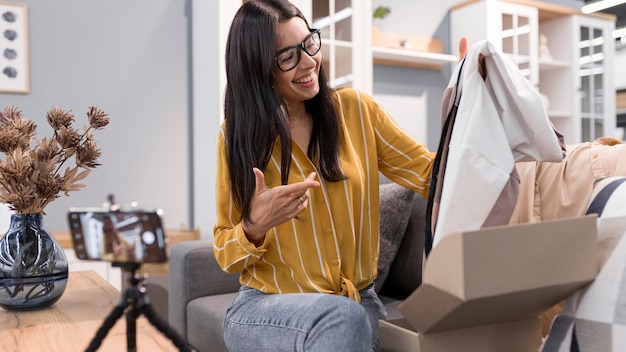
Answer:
[{"left": 223, "top": 285, "right": 387, "bottom": 351}]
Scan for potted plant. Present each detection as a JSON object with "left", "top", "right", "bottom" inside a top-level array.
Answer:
[
  {"left": 0, "top": 106, "right": 109, "bottom": 310},
  {"left": 372, "top": 5, "right": 391, "bottom": 46}
]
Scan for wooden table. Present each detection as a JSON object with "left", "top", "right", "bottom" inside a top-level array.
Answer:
[{"left": 0, "top": 271, "right": 181, "bottom": 352}]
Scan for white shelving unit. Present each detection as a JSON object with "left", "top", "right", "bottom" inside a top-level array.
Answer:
[
  {"left": 450, "top": 0, "right": 617, "bottom": 144},
  {"left": 309, "top": 0, "right": 372, "bottom": 94},
  {"left": 307, "top": 0, "right": 459, "bottom": 93}
]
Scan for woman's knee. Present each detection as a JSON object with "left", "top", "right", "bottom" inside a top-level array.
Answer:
[
  {"left": 305, "top": 295, "right": 372, "bottom": 350},
  {"left": 223, "top": 292, "right": 373, "bottom": 351}
]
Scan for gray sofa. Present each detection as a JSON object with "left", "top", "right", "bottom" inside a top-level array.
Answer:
[{"left": 168, "top": 183, "right": 426, "bottom": 352}]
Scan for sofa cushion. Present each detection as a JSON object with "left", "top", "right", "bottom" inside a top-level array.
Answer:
[
  {"left": 376, "top": 183, "right": 416, "bottom": 292},
  {"left": 187, "top": 292, "right": 238, "bottom": 352},
  {"left": 380, "top": 193, "right": 427, "bottom": 299}
]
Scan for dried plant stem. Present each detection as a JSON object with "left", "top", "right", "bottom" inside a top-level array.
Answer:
[{"left": 0, "top": 106, "right": 110, "bottom": 214}]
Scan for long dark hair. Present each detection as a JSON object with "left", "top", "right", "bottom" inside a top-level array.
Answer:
[{"left": 224, "top": 0, "right": 344, "bottom": 222}]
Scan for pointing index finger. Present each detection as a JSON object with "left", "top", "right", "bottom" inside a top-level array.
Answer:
[{"left": 286, "top": 173, "right": 320, "bottom": 194}]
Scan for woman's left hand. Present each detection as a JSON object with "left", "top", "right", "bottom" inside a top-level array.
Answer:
[
  {"left": 458, "top": 36, "right": 486, "bottom": 79},
  {"left": 459, "top": 36, "right": 468, "bottom": 62}
]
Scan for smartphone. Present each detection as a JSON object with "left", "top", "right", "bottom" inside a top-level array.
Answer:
[{"left": 67, "top": 209, "right": 167, "bottom": 263}]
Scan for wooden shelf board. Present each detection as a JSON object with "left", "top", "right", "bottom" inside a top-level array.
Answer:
[
  {"left": 371, "top": 30, "right": 458, "bottom": 69},
  {"left": 53, "top": 228, "right": 200, "bottom": 249},
  {"left": 617, "top": 91, "right": 626, "bottom": 110},
  {"left": 372, "top": 47, "right": 458, "bottom": 69}
]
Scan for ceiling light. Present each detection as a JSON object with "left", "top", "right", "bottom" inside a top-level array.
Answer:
[{"left": 582, "top": 0, "right": 626, "bottom": 14}]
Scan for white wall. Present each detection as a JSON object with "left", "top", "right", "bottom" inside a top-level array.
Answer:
[
  {"left": 190, "top": 0, "right": 240, "bottom": 240},
  {"left": 1, "top": 0, "right": 190, "bottom": 233},
  {"left": 372, "top": 0, "right": 455, "bottom": 38}
]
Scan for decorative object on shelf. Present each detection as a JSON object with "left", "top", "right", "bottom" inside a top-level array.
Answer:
[
  {"left": 0, "top": 2, "right": 29, "bottom": 94},
  {"left": 538, "top": 33, "right": 553, "bottom": 60},
  {"left": 371, "top": 5, "right": 390, "bottom": 47},
  {"left": 373, "top": 5, "right": 390, "bottom": 20},
  {"left": 0, "top": 105, "right": 110, "bottom": 310}
]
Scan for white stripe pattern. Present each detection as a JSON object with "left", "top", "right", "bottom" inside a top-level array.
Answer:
[{"left": 212, "top": 88, "right": 435, "bottom": 301}]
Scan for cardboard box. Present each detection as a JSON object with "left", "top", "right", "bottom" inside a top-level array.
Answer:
[
  {"left": 380, "top": 215, "right": 598, "bottom": 351},
  {"left": 380, "top": 317, "right": 541, "bottom": 352}
]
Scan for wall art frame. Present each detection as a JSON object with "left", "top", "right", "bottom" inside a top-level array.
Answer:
[{"left": 0, "top": 2, "right": 28, "bottom": 94}]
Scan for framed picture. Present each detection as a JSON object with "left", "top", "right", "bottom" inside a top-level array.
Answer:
[{"left": 0, "top": 2, "right": 28, "bottom": 94}]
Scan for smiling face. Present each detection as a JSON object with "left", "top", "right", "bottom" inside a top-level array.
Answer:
[{"left": 274, "top": 17, "right": 322, "bottom": 110}]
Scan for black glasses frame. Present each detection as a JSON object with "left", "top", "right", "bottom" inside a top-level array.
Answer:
[{"left": 274, "top": 28, "right": 322, "bottom": 72}]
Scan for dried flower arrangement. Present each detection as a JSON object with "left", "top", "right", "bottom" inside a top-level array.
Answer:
[{"left": 0, "top": 106, "right": 110, "bottom": 214}]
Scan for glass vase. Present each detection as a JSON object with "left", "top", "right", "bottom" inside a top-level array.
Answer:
[{"left": 0, "top": 213, "right": 68, "bottom": 310}]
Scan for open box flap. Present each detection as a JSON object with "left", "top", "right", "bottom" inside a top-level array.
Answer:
[{"left": 399, "top": 215, "right": 598, "bottom": 333}]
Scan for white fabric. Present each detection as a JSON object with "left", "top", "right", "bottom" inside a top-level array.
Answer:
[{"left": 433, "top": 40, "right": 564, "bottom": 247}]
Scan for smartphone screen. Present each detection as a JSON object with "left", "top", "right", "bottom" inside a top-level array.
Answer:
[{"left": 67, "top": 210, "right": 167, "bottom": 263}]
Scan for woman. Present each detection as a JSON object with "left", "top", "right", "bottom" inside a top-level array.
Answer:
[{"left": 213, "top": 1, "right": 466, "bottom": 350}]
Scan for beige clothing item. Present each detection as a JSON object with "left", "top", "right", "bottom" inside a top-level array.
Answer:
[{"left": 511, "top": 138, "right": 626, "bottom": 224}]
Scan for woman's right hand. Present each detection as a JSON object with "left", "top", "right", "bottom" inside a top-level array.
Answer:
[{"left": 242, "top": 167, "right": 320, "bottom": 246}]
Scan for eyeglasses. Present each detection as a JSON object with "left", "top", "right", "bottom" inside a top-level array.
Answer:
[{"left": 274, "top": 29, "right": 321, "bottom": 72}]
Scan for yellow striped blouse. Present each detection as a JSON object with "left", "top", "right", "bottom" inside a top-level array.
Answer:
[{"left": 213, "top": 88, "right": 435, "bottom": 302}]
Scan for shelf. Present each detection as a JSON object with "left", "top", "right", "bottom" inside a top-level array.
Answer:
[
  {"left": 372, "top": 46, "right": 459, "bottom": 69},
  {"left": 617, "top": 91, "right": 626, "bottom": 110},
  {"left": 539, "top": 58, "right": 570, "bottom": 72},
  {"left": 547, "top": 111, "right": 572, "bottom": 119},
  {"left": 372, "top": 30, "right": 458, "bottom": 70}
]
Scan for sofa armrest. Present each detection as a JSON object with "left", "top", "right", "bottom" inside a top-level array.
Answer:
[{"left": 168, "top": 240, "right": 240, "bottom": 340}]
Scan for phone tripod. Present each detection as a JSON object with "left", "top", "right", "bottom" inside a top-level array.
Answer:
[{"left": 85, "top": 262, "right": 191, "bottom": 352}]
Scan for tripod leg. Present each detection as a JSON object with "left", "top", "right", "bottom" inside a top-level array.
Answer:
[
  {"left": 85, "top": 296, "right": 129, "bottom": 352},
  {"left": 126, "top": 302, "right": 140, "bottom": 352},
  {"left": 140, "top": 302, "right": 192, "bottom": 352},
  {"left": 105, "top": 264, "right": 192, "bottom": 352}
]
